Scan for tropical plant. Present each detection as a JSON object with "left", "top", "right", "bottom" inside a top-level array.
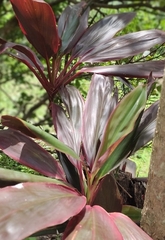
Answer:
[{"left": 0, "top": 0, "right": 165, "bottom": 239}]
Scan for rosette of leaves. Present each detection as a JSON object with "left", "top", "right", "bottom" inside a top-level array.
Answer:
[{"left": 0, "top": 73, "right": 156, "bottom": 240}]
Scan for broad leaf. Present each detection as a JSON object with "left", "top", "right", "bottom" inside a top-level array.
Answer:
[
  {"left": 0, "top": 182, "right": 86, "bottom": 240},
  {"left": 10, "top": 0, "right": 59, "bottom": 59},
  {"left": 94, "top": 85, "right": 147, "bottom": 169},
  {"left": 0, "top": 168, "right": 68, "bottom": 187},
  {"left": 76, "top": 30, "right": 165, "bottom": 62},
  {"left": 80, "top": 60, "right": 165, "bottom": 78},
  {"left": 1, "top": 115, "right": 80, "bottom": 160},
  {"left": 0, "top": 129, "right": 65, "bottom": 179},
  {"left": 63, "top": 205, "right": 123, "bottom": 240},
  {"left": 72, "top": 12, "right": 135, "bottom": 59},
  {"left": 109, "top": 212, "right": 152, "bottom": 239},
  {"left": 82, "top": 74, "right": 117, "bottom": 169},
  {"left": 95, "top": 126, "right": 139, "bottom": 180},
  {"left": 92, "top": 174, "right": 122, "bottom": 212},
  {"left": 58, "top": 2, "right": 89, "bottom": 54}
]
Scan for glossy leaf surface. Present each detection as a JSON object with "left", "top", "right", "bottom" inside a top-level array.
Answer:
[
  {"left": 131, "top": 101, "right": 159, "bottom": 153},
  {"left": 76, "top": 30, "right": 165, "bottom": 62},
  {"left": 82, "top": 74, "right": 117, "bottom": 169},
  {"left": 0, "top": 168, "right": 68, "bottom": 186},
  {"left": 63, "top": 205, "right": 123, "bottom": 240},
  {"left": 110, "top": 212, "right": 152, "bottom": 239},
  {"left": 72, "top": 12, "right": 135, "bottom": 59},
  {"left": 80, "top": 60, "right": 165, "bottom": 78},
  {"left": 58, "top": 2, "right": 89, "bottom": 53},
  {"left": 10, "top": 0, "right": 59, "bottom": 58},
  {"left": 94, "top": 85, "right": 147, "bottom": 169},
  {"left": 1, "top": 115, "right": 80, "bottom": 160},
  {"left": 0, "top": 182, "right": 86, "bottom": 240},
  {"left": 0, "top": 129, "right": 65, "bottom": 179}
]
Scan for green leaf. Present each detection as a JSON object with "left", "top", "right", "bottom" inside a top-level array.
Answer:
[
  {"left": 95, "top": 130, "right": 135, "bottom": 180},
  {"left": 122, "top": 205, "right": 141, "bottom": 223},
  {"left": 1, "top": 115, "right": 80, "bottom": 160},
  {"left": 95, "top": 85, "right": 147, "bottom": 164},
  {"left": 0, "top": 168, "right": 69, "bottom": 187}
]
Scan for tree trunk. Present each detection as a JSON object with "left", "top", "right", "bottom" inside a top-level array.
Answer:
[{"left": 141, "top": 71, "right": 165, "bottom": 239}]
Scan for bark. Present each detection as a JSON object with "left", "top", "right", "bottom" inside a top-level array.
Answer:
[{"left": 141, "top": 69, "right": 165, "bottom": 239}]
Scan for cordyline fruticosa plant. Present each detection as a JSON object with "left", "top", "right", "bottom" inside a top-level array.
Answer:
[{"left": 0, "top": 0, "right": 164, "bottom": 239}]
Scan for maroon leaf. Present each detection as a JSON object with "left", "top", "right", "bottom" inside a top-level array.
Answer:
[
  {"left": 63, "top": 205, "right": 123, "bottom": 240},
  {"left": 0, "top": 182, "right": 86, "bottom": 240},
  {"left": 72, "top": 12, "right": 135, "bottom": 59},
  {"left": 0, "top": 39, "right": 51, "bottom": 91},
  {"left": 0, "top": 129, "right": 65, "bottom": 179},
  {"left": 10, "top": 0, "right": 59, "bottom": 59},
  {"left": 82, "top": 74, "right": 117, "bottom": 169},
  {"left": 80, "top": 60, "right": 165, "bottom": 78},
  {"left": 76, "top": 29, "right": 165, "bottom": 62},
  {"left": 58, "top": 2, "right": 89, "bottom": 54}
]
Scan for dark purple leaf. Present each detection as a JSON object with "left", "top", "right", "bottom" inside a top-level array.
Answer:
[
  {"left": 10, "top": 0, "right": 59, "bottom": 59},
  {"left": 76, "top": 30, "right": 165, "bottom": 62},
  {"left": 131, "top": 101, "right": 159, "bottom": 153},
  {"left": 0, "top": 129, "right": 65, "bottom": 179},
  {"left": 0, "top": 39, "right": 44, "bottom": 71},
  {"left": 80, "top": 60, "right": 165, "bottom": 78},
  {"left": 58, "top": 2, "right": 89, "bottom": 54},
  {"left": 0, "top": 182, "right": 86, "bottom": 240},
  {"left": 63, "top": 205, "right": 123, "bottom": 240},
  {"left": 92, "top": 174, "right": 122, "bottom": 212},
  {"left": 82, "top": 74, "right": 117, "bottom": 169},
  {"left": 72, "top": 12, "right": 135, "bottom": 59}
]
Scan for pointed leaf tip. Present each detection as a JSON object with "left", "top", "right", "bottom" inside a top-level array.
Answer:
[{"left": 10, "top": 0, "right": 59, "bottom": 58}]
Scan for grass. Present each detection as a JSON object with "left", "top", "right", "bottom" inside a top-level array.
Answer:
[
  {"left": 0, "top": 152, "right": 40, "bottom": 175},
  {"left": 130, "top": 144, "right": 152, "bottom": 177}
]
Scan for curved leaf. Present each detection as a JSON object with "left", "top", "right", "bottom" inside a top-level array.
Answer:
[
  {"left": 95, "top": 85, "right": 147, "bottom": 167},
  {"left": 0, "top": 168, "right": 68, "bottom": 186},
  {"left": 82, "top": 74, "right": 117, "bottom": 169},
  {"left": 0, "top": 129, "right": 65, "bottom": 179},
  {"left": 80, "top": 60, "right": 165, "bottom": 78},
  {"left": 109, "top": 212, "right": 152, "bottom": 239},
  {"left": 72, "top": 12, "right": 135, "bottom": 59},
  {"left": 10, "top": 0, "right": 59, "bottom": 58},
  {"left": 58, "top": 2, "right": 89, "bottom": 54},
  {"left": 122, "top": 205, "right": 141, "bottom": 224},
  {"left": 0, "top": 182, "right": 86, "bottom": 240},
  {"left": 63, "top": 205, "right": 123, "bottom": 240},
  {"left": 0, "top": 39, "right": 51, "bottom": 92},
  {"left": 77, "top": 29, "right": 165, "bottom": 62},
  {"left": 131, "top": 101, "right": 159, "bottom": 154},
  {"left": 1, "top": 115, "right": 80, "bottom": 160}
]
